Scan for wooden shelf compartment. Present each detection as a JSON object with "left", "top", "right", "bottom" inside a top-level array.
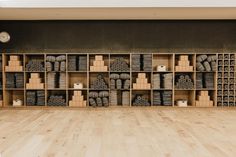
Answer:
[
  {"left": 4, "top": 54, "right": 24, "bottom": 72},
  {"left": 89, "top": 72, "right": 109, "bottom": 90},
  {"left": 174, "top": 54, "right": 195, "bottom": 72},
  {"left": 26, "top": 72, "right": 45, "bottom": 90},
  {"left": 195, "top": 90, "right": 216, "bottom": 107},
  {"left": 174, "top": 90, "right": 195, "bottom": 107},
  {"left": 153, "top": 54, "right": 173, "bottom": 72},
  {"left": 68, "top": 72, "right": 87, "bottom": 89},
  {"left": 4, "top": 90, "right": 24, "bottom": 107},
  {"left": 89, "top": 54, "right": 109, "bottom": 72},
  {"left": 67, "top": 54, "right": 88, "bottom": 72},
  {"left": 110, "top": 90, "right": 130, "bottom": 106},
  {"left": 26, "top": 90, "right": 46, "bottom": 106},
  {"left": 24, "top": 54, "right": 45, "bottom": 72},
  {"left": 109, "top": 54, "right": 130, "bottom": 72},
  {"left": 47, "top": 90, "right": 67, "bottom": 107},
  {"left": 132, "top": 72, "right": 151, "bottom": 90},
  {"left": 132, "top": 90, "right": 151, "bottom": 106}
]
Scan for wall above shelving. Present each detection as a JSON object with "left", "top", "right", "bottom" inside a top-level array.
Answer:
[{"left": 1, "top": 20, "right": 236, "bottom": 50}]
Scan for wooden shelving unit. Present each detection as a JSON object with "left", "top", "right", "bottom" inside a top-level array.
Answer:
[{"left": 0, "top": 52, "right": 234, "bottom": 108}]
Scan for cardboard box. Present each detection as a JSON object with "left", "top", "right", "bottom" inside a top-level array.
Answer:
[
  {"left": 179, "top": 55, "right": 188, "bottom": 61},
  {"left": 95, "top": 55, "right": 103, "bottom": 61},
  {"left": 138, "top": 73, "right": 146, "bottom": 79},
  {"left": 93, "top": 60, "right": 104, "bottom": 66},
  {"left": 31, "top": 73, "right": 40, "bottom": 78},
  {"left": 74, "top": 91, "right": 82, "bottom": 96},
  {"left": 10, "top": 55, "right": 20, "bottom": 61}
]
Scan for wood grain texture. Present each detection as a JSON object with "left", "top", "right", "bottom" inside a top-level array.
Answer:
[{"left": 0, "top": 108, "right": 236, "bottom": 157}]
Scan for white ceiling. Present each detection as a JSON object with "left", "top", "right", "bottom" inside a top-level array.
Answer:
[{"left": 0, "top": 0, "right": 236, "bottom": 7}]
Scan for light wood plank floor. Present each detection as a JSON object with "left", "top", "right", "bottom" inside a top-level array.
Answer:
[{"left": 0, "top": 108, "right": 236, "bottom": 157}]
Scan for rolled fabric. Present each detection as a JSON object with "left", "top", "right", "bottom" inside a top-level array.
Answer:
[
  {"left": 54, "top": 61, "right": 60, "bottom": 71},
  {"left": 120, "top": 73, "right": 130, "bottom": 79},
  {"left": 46, "top": 62, "right": 53, "bottom": 71},
  {"left": 185, "top": 75, "right": 190, "bottom": 80},
  {"left": 99, "top": 91, "right": 109, "bottom": 97},
  {"left": 60, "top": 61, "right": 66, "bottom": 71},
  {"left": 207, "top": 55, "right": 217, "bottom": 62},
  {"left": 203, "top": 61, "right": 211, "bottom": 71},
  {"left": 102, "top": 97, "right": 109, "bottom": 107},
  {"left": 124, "top": 80, "right": 130, "bottom": 89},
  {"left": 89, "top": 92, "right": 99, "bottom": 98},
  {"left": 46, "top": 56, "right": 56, "bottom": 62},
  {"left": 211, "top": 61, "right": 217, "bottom": 71},
  {"left": 116, "top": 79, "right": 122, "bottom": 89},
  {"left": 196, "top": 55, "right": 207, "bottom": 62},
  {"left": 196, "top": 62, "right": 205, "bottom": 71},
  {"left": 89, "top": 98, "right": 97, "bottom": 107},
  {"left": 96, "top": 97, "right": 103, "bottom": 107},
  {"left": 110, "top": 73, "right": 120, "bottom": 79},
  {"left": 56, "top": 55, "right": 66, "bottom": 61}
]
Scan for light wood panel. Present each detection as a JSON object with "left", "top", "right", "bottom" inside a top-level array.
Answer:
[
  {"left": 1, "top": 8, "right": 236, "bottom": 20},
  {"left": 0, "top": 108, "right": 236, "bottom": 156}
]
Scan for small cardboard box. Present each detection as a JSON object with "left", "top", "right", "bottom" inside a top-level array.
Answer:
[{"left": 95, "top": 55, "right": 103, "bottom": 61}]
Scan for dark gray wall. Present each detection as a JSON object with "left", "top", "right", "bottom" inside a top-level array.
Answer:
[{"left": 0, "top": 20, "right": 236, "bottom": 51}]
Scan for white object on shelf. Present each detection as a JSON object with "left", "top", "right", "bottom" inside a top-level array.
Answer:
[
  {"left": 13, "top": 99, "right": 23, "bottom": 106},
  {"left": 157, "top": 65, "right": 167, "bottom": 71},
  {"left": 0, "top": 31, "right": 10, "bottom": 43},
  {"left": 176, "top": 100, "right": 188, "bottom": 107},
  {"left": 74, "top": 83, "right": 83, "bottom": 89}
]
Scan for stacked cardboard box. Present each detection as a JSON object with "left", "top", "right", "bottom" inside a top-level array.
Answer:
[
  {"left": 175, "top": 55, "right": 193, "bottom": 71},
  {"left": 5, "top": 55, "right": 23, "bottom": 71},
  {"left": 196, "top": 91, "right": 213, "bottom": 107},
  {"left": 133, "top": 73, "right": 151, "bottom": 89},
  {"left": 90, "top": 55, "right": 108, "bottom": 71},
  {"left": 26, "top": 73, "right": 44, "bottom": 89},
  {"left": 69, "top": 91, "right": 87, "bottom": 107}
]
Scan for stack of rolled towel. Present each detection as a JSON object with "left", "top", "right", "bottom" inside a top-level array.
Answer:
[
  {"left": 78, "top": 56, "right": 87, "bottom": 71},
  {"left": 196, "top": 73, "right": 203, "bottom": 89},
  {"left": 153, "top": 91, "right": 172, "bottom": 106},
  {"left": 110, "top": 57, "right": 130, "bottom": 71},
  {"left": 132, "top": 54, "right": 141, "bottom": 71},
  {"left": 110, "top": 73, "right": 130, "bottom": 89},
  {"left": 153, "top": 74, "right": 160, "bottom": 89},
  {"left": 153, "top": 91, "right": 161, "bottom": 105},
  {"left": 26, "top": 91, "right": 45, "bottom": 106},
  {"left": 46, "top": 55, "right": 66, "bottom": 71},
  {"left": 110, "top": 90, "right": 118, "bottom": 105},
  {"left": 153, "top": 73, "right": 172, "bottom": 89},
  {"left": 132, "top": 95, "right": 150, "bottom": 106},
  {"left": 175, "top": 74, "right": 194, "bottom": 89},
  {"left": 122, "top": 91, "right": 130, "bottom": 106},
  {"left": 89, "top": 91, "right": 109, "bottom": 107},
  {"left": 6, "top": 73, "right": 24, "bottom": 88},
  {"left": 204, "top": 73, "right": 214, "bottom": 89},
  {"left": 59, "top": 73, "right": 66, "bottom": 89},
  {"left": 68, "top": 56, "right": 77, "bottom": 71},
  {"left": 143, "top": 54, "right": 152, "bottom": 71},
  {"left": 91, "top": 74, "right": 108, "bottom": 89},
  {"left": 162, "top": 91, "right": 172, "bottom": 106},
  {"left": 196, "top": 54, "right": 217, "bottom": 71},
  {"left": 26, "top": 60, "right": 44, "bottom": 71},
  {"left": 48, "top": 95, "right": 66, "bottom": 106},
  {"left": 15, "top": 73, "right": 24, "bottom": 88},
  {"left": 47, "top": 72, "right": 57, "bottom": 88},
  {"left": 163, "top": 73, "right": 173, "bottom": 89}
]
